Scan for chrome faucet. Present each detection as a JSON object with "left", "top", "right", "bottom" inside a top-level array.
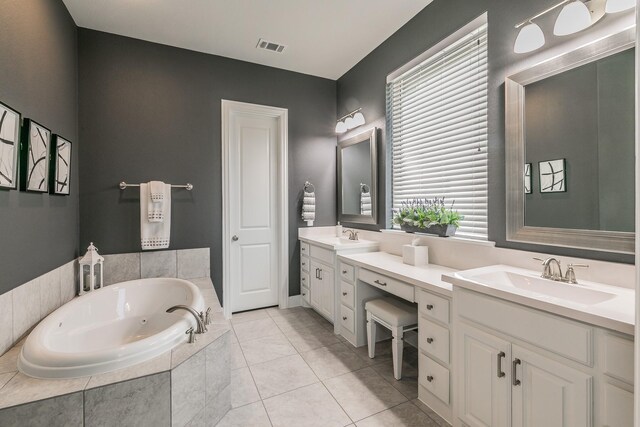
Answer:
[
  {"left": 343, "top": 229, "right": 359, "bottom": 241},
  {"left": 167, "top": 305, "right": 208, "bottom": 336},
  {"left": 534, "top": 257, "right": 589, "bottom": 284}
]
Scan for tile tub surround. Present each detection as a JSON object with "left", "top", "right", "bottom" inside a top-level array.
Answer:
[
  {"left": 0, "top": 278, "right": 231, "bottom": 427},
  {"left": 0, "top": 259, "right": 77, "bottom": 356}
]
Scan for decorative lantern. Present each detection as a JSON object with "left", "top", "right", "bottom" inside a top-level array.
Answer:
[{"left": 78, "top": 242, "right": 104, "bottom": 295}]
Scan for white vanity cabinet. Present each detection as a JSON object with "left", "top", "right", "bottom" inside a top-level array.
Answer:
[
  {"left": 309, "top": 259, "right": 334, "bottom": 320},
  {"left": 453, "top": 288, "right": 634, "bottom": 427}
]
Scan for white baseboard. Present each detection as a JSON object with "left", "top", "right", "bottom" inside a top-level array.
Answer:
[{"left": 288, "top": 295, "right": 302, "bottom": 308}]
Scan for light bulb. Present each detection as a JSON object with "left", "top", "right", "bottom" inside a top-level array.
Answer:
[
  {"left": 554, "top": 1, "right": 593, "bottom": 36},
  {"left": 605, "top": 0, "right": 635, "bottom": 13},
  {"left": 352, "top": 112, "right": 365, "bottom": 127},
  {"left": 335, "top": 121, "right": 347, "bottom": 134},
  {"left": 514, "top": 22, "right": 546, "bottom": 54}
]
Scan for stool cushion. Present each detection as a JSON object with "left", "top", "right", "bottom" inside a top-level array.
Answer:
[{"left": 365, "top": 297, "right": 418, "bottom": 327}]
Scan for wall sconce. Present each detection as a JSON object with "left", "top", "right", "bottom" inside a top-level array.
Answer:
[
  {"left": 335, "top": 108, "right": 365, "bottom": 134},
  {"left": 513, "top": 0, "right": 631, "bottom": 54}
]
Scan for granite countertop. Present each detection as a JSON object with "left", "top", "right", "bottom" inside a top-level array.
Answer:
[
  {"left": 0, "top": 278, "right": 229, "bottom": 410},
  {"left": 338, "top": 251, "right": 456, "bottom": 297}
]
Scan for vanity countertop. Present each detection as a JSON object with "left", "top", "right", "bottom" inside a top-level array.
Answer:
[
  {"left": 443, "top": 265, "right": 635, "bottom": 335},
  {"left": 299, "top": 235, "right": 380, "bottom": 251},
  {"left": 337, "top": 251, "right": 456, "bottom": 297}
]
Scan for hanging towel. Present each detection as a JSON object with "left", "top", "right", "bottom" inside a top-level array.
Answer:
[
  {"left": 302, "top": 190, "right": 315, "bottom": 226},
  {"left": 140, "top": 182, "right": 171, "bottom": 250},
  {"left": 361, "top": 188, "right": 372, "bottom": 216},
  {"left": 148, "top": 181, "right": 166, "bottom": 222}
]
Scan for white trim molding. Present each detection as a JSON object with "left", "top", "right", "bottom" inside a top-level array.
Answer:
[{"left": 221, "top": 100, "right": 289, "bottom": 319}]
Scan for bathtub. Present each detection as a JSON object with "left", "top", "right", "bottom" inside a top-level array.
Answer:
[{"left": 18, "top": 278, "right": 205, "bottom": 379}]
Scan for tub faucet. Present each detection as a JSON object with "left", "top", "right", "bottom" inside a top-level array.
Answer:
[{"left": 166, "top": 305, "right": 207, "bottom": 334}]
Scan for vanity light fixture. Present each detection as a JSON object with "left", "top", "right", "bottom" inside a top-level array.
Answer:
[
  {"left": 554, "top": 0, "right": 593, "bottom": 36},
  {"left": 605, "top": 0, "right": 636, "bottom": 13},
  {"left": 514, "top": 22, "right": 546, "bottom": 54},
  {"left": 335, "top": 108, "right": 366, "bottom": 133}
]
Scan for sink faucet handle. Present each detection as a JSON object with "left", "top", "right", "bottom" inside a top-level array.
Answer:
[
  {"left": 186, "top": 327, "right": 196, "bottom": 343},
  {"left": 204, "top": 307, "right": 212, "bottom": 326},
  {"left": 533, "top": 257, "right": 545, "bottom": 264},
  {"left": 564, "top": 263, "right": 588, "bottom": 284},
  {"left": 567, "top": 263, "right": 589, "bottom": 268}
]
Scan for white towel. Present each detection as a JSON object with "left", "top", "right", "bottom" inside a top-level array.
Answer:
[
  {"left": 302, "top": 190, "right": 315, "bottom": 226},
  {"left": 140, "top": 183, "right": 171, "bottom": 250},
  {"left": 148, "top": 180, "right": 166, "bottom": 222},
  {"left": 361, "top": 191, "right": 372, "bottom": 216}
]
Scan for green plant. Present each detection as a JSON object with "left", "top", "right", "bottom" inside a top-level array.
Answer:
[{"left": 392, "top": 197, "right": 463, "bottom": 229}]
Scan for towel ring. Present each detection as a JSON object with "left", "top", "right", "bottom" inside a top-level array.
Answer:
[
  {"left": 360, "top": 183, "right": 370, "bottom": 193},
  {"left": 304, "top": 181, "right": 315, "bottom": 193}
]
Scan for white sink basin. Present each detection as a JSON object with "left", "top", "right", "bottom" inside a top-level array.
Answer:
[{"left": 469, "top": 270, "right": 615, "bottom": 305}]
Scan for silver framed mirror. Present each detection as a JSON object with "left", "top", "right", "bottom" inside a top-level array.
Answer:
[
  {"left": 337, "top": 128, "right": 377, "bottom": 225},
  {"left": 505, "top": 28, "right": 635, "bottom": 254}
]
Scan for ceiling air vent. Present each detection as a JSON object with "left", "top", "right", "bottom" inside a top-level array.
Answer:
[{"left": 256, "top": 38, "right": 286, "bottom": 53}]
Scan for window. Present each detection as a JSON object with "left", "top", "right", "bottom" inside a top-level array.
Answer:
[{"left": 387, "top": 20, "right": 488, "bottom": 240}]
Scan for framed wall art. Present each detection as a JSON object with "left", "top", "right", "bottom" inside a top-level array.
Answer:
[
  {"left": 0, "top": 102, "right": 22, "bottom": 190},
  {"left": 539, "top": 158, "right": 566, "bottom": 193},
  {"left": 21, "top": 119, "right": 51, "bottom": 193},
  {"left": 50, "top": 135, "right": 72, "bottom": 195}
]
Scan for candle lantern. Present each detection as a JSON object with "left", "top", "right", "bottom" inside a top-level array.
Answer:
[{"left": 78, "top": 242, "right": 104, "bottom": 295}]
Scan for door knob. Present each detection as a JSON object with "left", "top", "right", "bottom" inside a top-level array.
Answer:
[{"left": 232, "top": 235, "right": 239, "bottom": 241}]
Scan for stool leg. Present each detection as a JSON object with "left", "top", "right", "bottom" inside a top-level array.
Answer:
[
  {"left": 366, "top": 312, "right": 376, "bottom": 359},
  {"left": 391, "top": 326, "right": 403, "bottom": 380}
]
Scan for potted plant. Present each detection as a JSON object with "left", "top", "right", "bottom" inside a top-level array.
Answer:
[{"left": 392, "top": 197, "right": 463, "bottom": 237}]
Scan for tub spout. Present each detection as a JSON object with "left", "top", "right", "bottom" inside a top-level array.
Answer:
[{"left": 166, "top": 305, "right": 207, "bottom": 334}]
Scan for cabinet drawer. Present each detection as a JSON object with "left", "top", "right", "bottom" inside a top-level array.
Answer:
[
  {"left": 340, "top": 281, "right": 355, "bottom": 309},
  {"left": 340, "top": 305, "right": 355, "bottom": 334},
  {"left": 339, "top": 263, "right": 355, "bottom": 283},
  {"left": 419, "top": 353, "right": 450, "bottom": 404},
  {"left": 359, "top": 268, "right": 415, "bottom": 302},
  {"left": 603, "top": 333, "right": 634, "bottom": 384},
  {"left": 310, "top": 245, "right": 333, "bottom": 265},
  {"left": 300, "top": 256, "right": 310, "bottom": 273},
  {"left": 301, "top": 286, "right": 310, "bottom": 304},
  {"left": 300, "top": 241, "right": 310, "bottom": 256},
  {"left": 300, "top": 269, "right": 310, "bottom": 289},
  {"left": 418, "top": 289, "right": 450, "bottom": 325},
  {"left": 419, "top": 316, "right": 450, "bottom": 364}
]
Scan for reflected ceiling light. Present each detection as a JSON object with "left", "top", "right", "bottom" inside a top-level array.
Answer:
[
  {"left": 554, "top": 1, "right": 593, "bottom": 36},
  {"left": 514, "top": 22, "right": 546, "bottom": 54},
  {"left": 335, "top": 108, "right": 366, "bottom": 133},
  {"left": 605, "top": 0, "right": 635, "bottom": 13}
]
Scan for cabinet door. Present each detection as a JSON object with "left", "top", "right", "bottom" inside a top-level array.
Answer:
[
  {"left": 309, "top": 260, "right": 322, "bottom": 311},
  {"left": 319, "top": 264, "right": 334, "bottom": 320},
  {"left": 601, "top": 382, "right": 633, "bottom": 427},
  {"left": 456, "top": 322, "right": 511, "bottom": 427},
  {"left": 511, "top": 345, "right": 592, "bottom": 427}
]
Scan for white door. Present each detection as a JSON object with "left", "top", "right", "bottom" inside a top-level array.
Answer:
[
  {"left": 511, "top": 345, "right": 592, "bottom": 427},
  {"left": 228, "top": 110, "right": 280, "bottom": 312},
  {"left": 456, "top": 322, "right": 511, "bottom": 427}
]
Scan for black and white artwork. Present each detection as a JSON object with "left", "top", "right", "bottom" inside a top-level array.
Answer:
[
  {"left": 50, "top": 135, "right": 71, "bottom": 195},
  {"left": 0, "top": 102, "right": 21, "bottom": 190},
  {"left": 524, "top": 163, "right": 532, "bottom": 194},
  {"left": 539, "top": 159, "right": 566, "bottom": 193},
  {"left": 21, "top": 119, "right": 51, "bottom": 192}
]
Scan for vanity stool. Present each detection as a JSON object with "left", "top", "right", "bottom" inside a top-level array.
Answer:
[{"left": 365, "top": 297, "right": 418, "bottom": 380}]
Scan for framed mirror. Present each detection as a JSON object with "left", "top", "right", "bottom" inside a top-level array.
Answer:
[
  {"left": 337, "top": 128, "right": 377, "bottom": 225},
  {"left": 506, "top": 28, "right": 635, "bottom": 254}
]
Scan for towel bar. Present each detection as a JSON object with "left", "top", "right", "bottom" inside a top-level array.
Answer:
[{"left": 119, "top": 182, "right": 193, "bottom": 191}]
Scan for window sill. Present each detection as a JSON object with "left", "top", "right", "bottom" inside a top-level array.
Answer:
[{"left": 380, "top": 228, "right": 496, "bottom": 248}]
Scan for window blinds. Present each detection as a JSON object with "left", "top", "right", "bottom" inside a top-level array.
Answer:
[{"left": 387, "top": 24, "right": 488, "bottom": 240}]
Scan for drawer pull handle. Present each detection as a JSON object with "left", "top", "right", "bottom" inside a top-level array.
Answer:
[
  {"left": 342, "top": 292, "right": 348, "bottom": 296},
  {"left": 426, "top": 304, "right": 434, "bottom": 310},
  {"left": 302, "top": 293, "right": 306, "bottom": 296},
  {"left": 302, "top": 262, "right": 306, "bottom": 266},
  {"left": 342, "top": 270, "right": 348, "bottom": 274},
  {"left": 426, "top": 375, "right": 434, "bottom": 382},
  {"left": 374, "top": 279, "right": 387, "bottom": 287},
  {"left": 497, "top": 351, "right": 505, "bottom": 378},
  {"left": 512, "top": 358, "right": 521, "bottom": 386},
  {"left": 342, "top": 316, "right": 348, "bottom": 321},
  {"left": 426, "top": 337, "right": 434, "bottom": 344},
  {"left": 302, "top": 247, "right": 306, "bottom": 251}
]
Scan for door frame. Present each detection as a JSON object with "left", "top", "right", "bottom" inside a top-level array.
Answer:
[{"left": 221, "top": 100, "right": 289, "bottom": 319}]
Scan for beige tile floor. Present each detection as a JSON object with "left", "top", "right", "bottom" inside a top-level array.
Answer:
[{"left": 217, "top": 306, "right": 449, "bottom": 427}]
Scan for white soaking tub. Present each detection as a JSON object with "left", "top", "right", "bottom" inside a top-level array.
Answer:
[{"left": 18, "top": 278, "right": 205, "bottom": 379}]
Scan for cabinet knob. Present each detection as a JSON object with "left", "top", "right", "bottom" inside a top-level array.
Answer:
[
  {"left": 301, "top": 247, "right": 306, "bottom": 251},
  {"left": 426, "top": 304, "right": 434, "bottom": 310},
  {"left": 342, "top": 316, "right": 347, "bottom": 321},
  {"left": 302, "top": 293, "right": 306, "bottom": 296},
  {"left": 426, "top": 337, "right": 434, "bottom": 344},
  {"left": 342, "top": 270, "right": 348, "bottom": 274},
  {"left": 426, "top": 375, "right": 434, "bottom": 382},
  {"left": 342, "top": 292, "right": 348, "bottom": 296},
  {"left": 302, "top": 262, "right": 306, "bottom": 266}
]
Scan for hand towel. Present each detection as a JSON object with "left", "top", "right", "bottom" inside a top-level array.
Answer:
[
  {"left": 302, "top": 190, "right": 315, "bottom": 226},
  {"left": 148, "top": 180, "right": 166, "bottom": 223},
  {"left": 141, "top": 182, "right": 171, "bottom": 250},
  {"left": 361, "top": 191, "right": 372, "bottom": 216}
]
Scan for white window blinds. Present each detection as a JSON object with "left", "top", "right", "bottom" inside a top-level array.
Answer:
[{"left": 387, "top": 23, "right": 488, "bottom": 240}]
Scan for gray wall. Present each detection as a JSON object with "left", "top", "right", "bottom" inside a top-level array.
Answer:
[
  {"left": 0, "top": 0, "right": 79, "bottom": 295},
  {"left": 78, "top": 29, "right": 337, "bottom": 300},
  {"left": 336, "top": 0, "right": 634, "bottom": 263}
]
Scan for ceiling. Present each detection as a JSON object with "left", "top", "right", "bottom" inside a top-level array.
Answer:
[{"left": 63, "top": 0, "right": 433, "bottom": 80}]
